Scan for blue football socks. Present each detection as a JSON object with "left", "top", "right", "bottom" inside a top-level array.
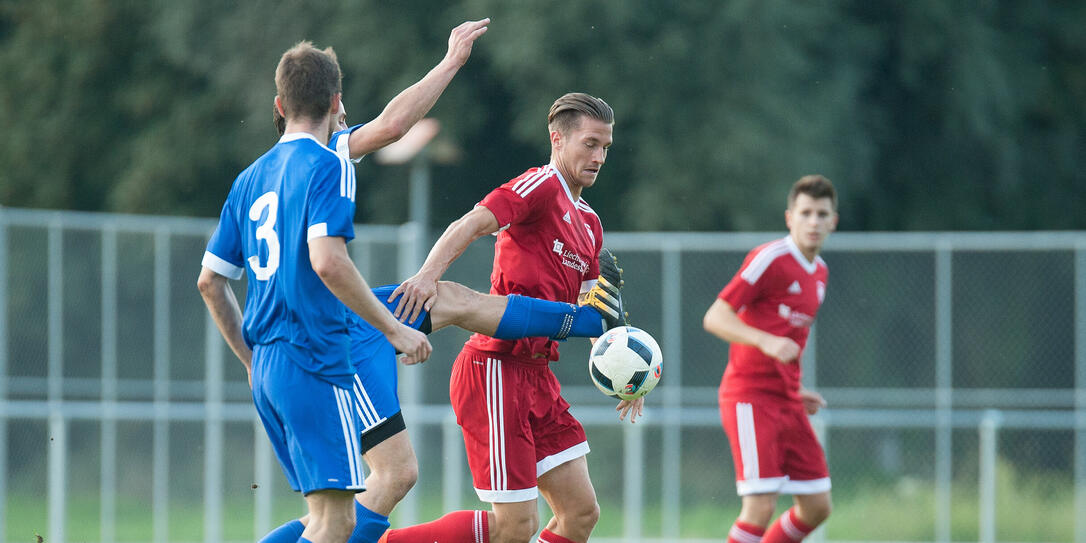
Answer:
[
  {"left": 260, "top": 519, "right": 304, "bottom": 543},
  {"left": 493, "top": 294, "right": 606, "bottom": 340},
  {"left": 349, "top": 501, "right": 391, "bottom": 543}
]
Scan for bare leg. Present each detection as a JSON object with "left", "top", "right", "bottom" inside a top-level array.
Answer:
[
  {"left": 428, "top": 281, "right": 507, "bottom": 335},
  {"left": 792, "top": 491, "right": 832, "bottom": 527},
  {"left": 296, "top": 431, "right": 418, "bottom": 527},
  {"left": 302, "top": 489, "right": 356, "bottom": 543},
  {"left": 737, "top": 493, "right": 779, "bottom": 528},
  {"left": 488, "top": 500, "right": 540, "bottom": 543},
  {"left": 536, "top": 457, "right": 600, "bottom": 543}
]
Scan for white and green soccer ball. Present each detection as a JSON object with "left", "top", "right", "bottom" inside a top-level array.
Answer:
[{"left": 589, "top": 326, "right": 663, "bottom": 401}]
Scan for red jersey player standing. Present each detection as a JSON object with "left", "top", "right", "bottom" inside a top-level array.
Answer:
[
  {"left": 379, "top": 93, "right": 636, "bottom": 543},
  {"left": 703, "top": 175, "right": 838, "bottom": 543}
]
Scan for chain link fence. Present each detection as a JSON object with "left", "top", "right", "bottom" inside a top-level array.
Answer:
[{"left": 1, "top": 208, "right": 1082, "bottom": 543}]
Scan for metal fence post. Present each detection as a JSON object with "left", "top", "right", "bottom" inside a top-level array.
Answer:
[
  {"left": 1075, "top": 244, "right": 1086, "bottom": 543},
  {"left": 204, "top": 312, "right": 225, "bottom": 542},
  {"left": 100, "top": 226, "right": 118, "bottom": 543},
  {"left": 978, "top": 409, "right": 1001, "bottom": 543},
  {"left": 152, "top": 228, "right": 171, "bottom": 543},
  {"left": 0, "top": 207, "right": 8, "bottom": 542},
  {"left": 623, "top": 420, "right": 644, "bottom": 542},
  {"left": 48, "top": 221, "right": 65, "bottom": 543},
  {"left": 660, "top": 242, "right": 683, "bottom": 540},
  {"left": 934, "top": 241, "right": 954, "bottom": 543}
]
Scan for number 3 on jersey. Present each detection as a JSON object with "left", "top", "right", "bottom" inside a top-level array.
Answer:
[{"left": 247, "top": 192, "right": 280, "bottom": 280}]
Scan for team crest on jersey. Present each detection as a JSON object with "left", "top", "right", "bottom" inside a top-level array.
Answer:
[{"left": 816, "top": 281, "right": 826, "bottom": 303}]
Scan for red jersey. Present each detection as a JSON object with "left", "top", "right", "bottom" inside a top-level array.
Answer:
[
  {"left": 466, "top": 165, "right": 603, "bottom": 364},
  {"left": 718, "top": 236, "right": 828, "bottom": 403}
]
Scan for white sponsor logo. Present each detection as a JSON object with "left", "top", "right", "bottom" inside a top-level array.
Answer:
[
  {"left": 778, "top": 303, "right": 815, "bottom": 328},
  {"left": 787, "top": 280, "right": 802, "bottom": 294},
  {"left": 816, "top": 281, "right": 826, "bottom": 303},
  {"left": 562, "top": 211, "right": 572, "bottom": 223},
  {"left": 553, "top": 239, "right": 564, "bottom": 254},
  {"left": 560, "top": 248, "right": 589, "bottom": 274}
]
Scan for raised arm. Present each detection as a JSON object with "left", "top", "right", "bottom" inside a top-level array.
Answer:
[
  {"left": 346, "top": 18, "right": 489, "bottom": 158},
  {"left": 703, "top": 298, "right": 801, "bottom": 363},
  {"left": 389, "top": 205, "right": 500, "bottom": 322},
  {"left": 197, "top": 267, "right": 253, "bottom": 383},
  {"left": 309, "top": 235, "right": 432, "bottom": 364}
]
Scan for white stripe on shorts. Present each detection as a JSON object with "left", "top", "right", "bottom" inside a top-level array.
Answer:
[
  {"left": 736, "top": 402, "right": 760, "bottom": 482},
  {"left": 353, "top": 374, "right": 387, "bottom": 433},
  {"left": 334, "top": 386, "right": 364, "bottom": 488},
  {"left": 486, "top": 358, "right": 507, "bottom": 492}
]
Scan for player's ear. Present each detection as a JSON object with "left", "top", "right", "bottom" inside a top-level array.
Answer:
[
  {"left": 274, "top": 95, "right": 286, "bottom": 118},
  {"left": 328, "top": 92, "right": 342, "bottom": 115},
  {"left": 550, "top": 129, "right": 562, "bottom": 149}
]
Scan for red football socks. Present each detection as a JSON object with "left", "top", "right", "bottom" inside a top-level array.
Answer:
[
  {"left": 728, "top": 520, "right": 766, "bottom": 543},
  {"left": 381, "top": 510, "right": 488, "bottom": 543},
  {"left": 762, "top": 508, "right": 815, "bottom": 543}
]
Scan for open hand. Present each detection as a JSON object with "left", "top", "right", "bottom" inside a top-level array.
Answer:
[
  {"left": 445, "top": 18, "right": 490, "bottom": 67},
  {"left": 617, "top": 396, "right": 645, "bottom": 423}
]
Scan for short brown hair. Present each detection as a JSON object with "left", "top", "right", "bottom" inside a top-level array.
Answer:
[
  {"left": 547, "top": 93, "right": 614, "bottom": 135},
  {"left": 788, "top": 175, "right": 837, "bottom": 210},
  {"left": 275, "top": 41, "right": 342, "bottom": 123}
]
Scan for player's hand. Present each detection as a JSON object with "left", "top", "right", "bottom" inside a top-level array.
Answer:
[
  {"left": 444, "top": 18, "right": 489, "bottom": 67},
  {"left": 617, "top": 396, "right": 645, "bottom": 424},
  {"left": 759, "top": 335, "right": 802, "bottom": 363},
  {"left": 800, "top": 388, "right": 827, "bottom": 415},
  {"left": 388, "top": 325, "right": 432, "bottom": 365},
  {"left": 389, "top": 274, "right": 439, "bottom": 324}
]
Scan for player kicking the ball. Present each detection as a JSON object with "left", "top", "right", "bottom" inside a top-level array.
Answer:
[
  {"left": 703, "top": 175, "right": 838, "bottom": 543},
  {"left": 376, "top": 93, "right": 634, "bottom": 543}
]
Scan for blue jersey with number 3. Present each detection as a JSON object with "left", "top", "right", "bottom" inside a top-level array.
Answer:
[{"left": 202, "top": 132, "right": 358, "bottom": 385}]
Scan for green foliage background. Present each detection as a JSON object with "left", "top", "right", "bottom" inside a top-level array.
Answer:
[{"left": 1, "top": 0, "right": 1083, "bottom": 231}]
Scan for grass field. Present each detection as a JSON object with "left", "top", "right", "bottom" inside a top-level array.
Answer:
[{"left": 7, "top": 462, "right": 1073, "bottom": 542}]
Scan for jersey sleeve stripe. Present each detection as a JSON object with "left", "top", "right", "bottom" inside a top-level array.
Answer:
[
  {"left": 515, "top": 175, "right": 548, "bottom": 198},
  {"left": 511, "top": 167, "right": 549, "bottom": 193},
  {"left": 307, "top": 223, "right": 329, "bottom": 241},
  {"left": 739, "top": 241, "right": 788, "bottom": 284},
  {"left": 201, "top": 251, "right": 244, "bottom": 280},
  {"left": 347, "top": 159, "right": 356, "bottom": 202}
]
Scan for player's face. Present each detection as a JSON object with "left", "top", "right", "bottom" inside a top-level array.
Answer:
[
  {"left": 552, "top": 116, "right": 613, "bottom": 193},
  {"left": 785, "top": 194, "right": 838, "bottom": 258}
]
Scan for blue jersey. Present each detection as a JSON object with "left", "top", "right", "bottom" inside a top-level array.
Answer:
[
  {"left": 329, "top": 124, "right": 364, "bottom": 162},
  {"left": 203, "top": 132, "right": 358, "bottom": 384}
]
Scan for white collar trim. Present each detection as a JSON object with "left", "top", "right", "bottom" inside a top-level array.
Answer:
[
  {"left": 785, "top": 236, "right": 820, "bottom": 274},
  {"left": 279, "top": 132, "right": 322, "bottom": 145},
  {"left": 548, "top": 163, "right": 580, "bottom": 205}
]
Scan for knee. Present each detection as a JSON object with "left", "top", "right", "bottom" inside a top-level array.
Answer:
[
  {"left": 564, "top": 499, "right": 600, "bottom": 532},
  {"left": 384, "top": 461, "right": 418, "bottom": 502},
  {"left": 797, "top": 494, "right": 832, "bottom": 526},
  {"left": 739, "top": 495, "right": 778, "bottom": 527},
  {"left": 492, "top": 511, "right": 539, "bottom": 543}
]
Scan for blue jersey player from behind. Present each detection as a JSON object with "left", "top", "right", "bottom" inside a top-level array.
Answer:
[{"left": 198, "top": 42, "right": 431, "bottom": 543}]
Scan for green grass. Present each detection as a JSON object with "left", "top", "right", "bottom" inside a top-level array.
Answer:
[{"left": 6, "top": 462, "right": 1075, "bottom": 542}]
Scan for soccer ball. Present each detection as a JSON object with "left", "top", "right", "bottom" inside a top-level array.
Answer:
[{"left": 588, "top": 326, "right": 663, "bottom": 401}]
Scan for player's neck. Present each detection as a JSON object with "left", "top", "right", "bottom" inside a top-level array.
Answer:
[
  {"left": 283, "top": 118, "right": 331, "bottom": 145},
  {"left": 550, "top": 159, "right": 582, "bottom": 200}
]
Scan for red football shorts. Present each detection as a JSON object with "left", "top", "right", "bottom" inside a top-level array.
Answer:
[
  {"left": 450, "top": 346, "right": 590, "bottom": 503},
  {"left": 719, "top": 398, "right": 831, "bottom": 496}
]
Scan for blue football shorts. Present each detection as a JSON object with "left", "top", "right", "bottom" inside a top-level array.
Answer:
[
  {"left": 348, "top": 284, "right": 432, "bottom": 452},
  {"left": 251, "top": 340, "right": 366, "bottom": 495}
]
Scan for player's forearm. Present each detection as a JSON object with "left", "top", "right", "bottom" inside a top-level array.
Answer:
[
  {"left": 197, "top": 272, "right": 252, "bottom": 369},
  {"left": 417, "top": 208, "right": 497, "bottom": 280},
  {"left": 348, "top": 60, "right": 460, "bottom": 157},
  {"left": 703, "top": 300, "right": 773, "bottom": 349},
  {"left": 315, "top": 254, "right": 402, "bottom": 336}
]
